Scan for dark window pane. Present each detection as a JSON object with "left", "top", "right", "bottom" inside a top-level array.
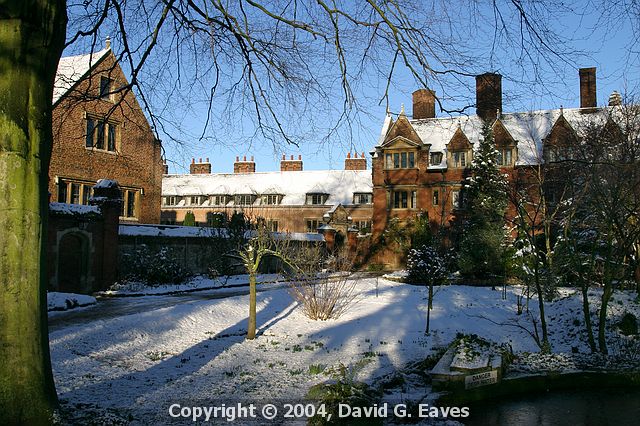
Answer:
[
  {"left": 127, "top": 191, "right": 136, "bottom": 217},
  {"left": 86, "top": 119, "right": 95, "bottom": 147},
  {"left": 393, "top": 153, "right": 400, "bottom": 168},
  {"left": 96, "top": 122, "right": 105, "bottom": 149},
  {"left": 100, "top": 77, "right": 112, "bottom": 99},
  {"left": 409, "top": 152, "right": 415, "bottom": 168},
  {"left": 58, "top": 182, "right": 68, "bottom": 203},
  {"left": 108, "top": 124, "right": 116, "bottom": 151},
  {"left": 401, "top": 152, "right": 407, "bottom": 168}
]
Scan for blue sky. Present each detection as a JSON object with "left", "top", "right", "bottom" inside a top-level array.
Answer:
[{"left": 64, "top": 1, "right": 638, "bottom": 174}]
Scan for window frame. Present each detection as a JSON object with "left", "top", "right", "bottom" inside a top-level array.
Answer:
[
  {"left": 391, "top": 190, "right": 417, "bottom": 209},
  {"left": 384, "top": 150, "right": 416, "bottom": 170},
  {"left": 306, "top": 193, "right": 328, "bottom": 205},
  {"left": 86, "top": 115, "right": 119, "bottom": 153},
  {"left": 262, "top": 194, "right": 281, "bottom": 205},
  {"left": 306, "top": 218, "right": 321, "bottom": 232},
  {"left": 353, "top": 192, "right": 373, "bottom": 205},
  {"left": 235, "top": 194, "right": 256, "bottom": 206},
  {"left": 99, "top": 76, "right": 114, "bottom": 101},
  {"left": 451, "top": 151, "right": 468, "bottom": 168}
]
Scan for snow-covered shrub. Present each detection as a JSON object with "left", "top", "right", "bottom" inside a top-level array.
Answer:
[
  {"left": 288, "top": 247, "right": 357, "bottom": 320},
  {"left": 120, "top": 245, "right": 189, "bottom": 285},
  {"left": 406, "top": 245, "right": 447, "bottom": 285}
]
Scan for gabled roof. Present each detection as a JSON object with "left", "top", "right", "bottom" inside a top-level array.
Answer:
[
  {"left": 162, "top": 169, "right": 372, "bottom": 206},
  {"left": 380, "top": 107, "right": 619, "bottom": 166},
  {"left": 53, "top": 47, "right": 111, "bottom": 105}
]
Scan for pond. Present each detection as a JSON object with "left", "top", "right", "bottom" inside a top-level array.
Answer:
[{"left": 465, "top": 387, "right": 640, "bottom": 425}]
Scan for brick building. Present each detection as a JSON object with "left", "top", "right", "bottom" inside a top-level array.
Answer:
[
  {"left": 162, "top": 67, "right": 623, "bottom": 268},
  {"left": 370, "top": 67, "right": 622, "bottom": 267},
  {"left": 50, "top": 39, "right": 163, "bottom": 223},
  {"left": 161, "top": 154, "right": 373, "bottom": 238}
]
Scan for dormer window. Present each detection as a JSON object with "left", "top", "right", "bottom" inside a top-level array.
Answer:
[
  {"left": 235, "top": 194, "right": 256, "bottom": 206},
  {"left": 189, "top": 195, "right": 205, "bottom": 206},
  {"left": 384, "top": 151, "right": 416, "bottom": 169},
  {"left": 262, "top": 194, "right": 282, "bottom": 205},
  {"left": 306, "top": 193, "right": 328, "bottom": 205},
  {"left": 451, "top": 151, "right": 468, "bottom": 168},
  {"left": 163, "top": 196, "right": 180, "bottom": 206},
  {"left": 353, "top": 192, "right": 373, "bottom": 204},
  {"left": 497, "top": 148, "right": 513, "bottom": 166},
  {"left": 209, "top": 195, "right": 229, "bottom": 206},
  {"left": 430, "top": 152, "right": 443, "bottom": 165}
]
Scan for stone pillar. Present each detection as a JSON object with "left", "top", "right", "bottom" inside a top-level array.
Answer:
[
  {"left": 318, "top": 224, "right": 336, "bottom": 252},
  {"left": 91, "top": 179, "right": 122, "bottom": 291},
  {"left": 346, "top": 225, "right": 359, "bottom": 256}
]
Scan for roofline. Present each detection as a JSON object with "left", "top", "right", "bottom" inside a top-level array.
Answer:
[{"left": 52, "top": 48, "right": 112, "bottom": 108}]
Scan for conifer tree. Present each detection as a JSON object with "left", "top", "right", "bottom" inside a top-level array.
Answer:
[{"left": 458, "top": 122, "right": 509, "bottom": 278}]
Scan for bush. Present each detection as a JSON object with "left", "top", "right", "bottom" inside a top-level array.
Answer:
[
  {"left": 619, "top": 312, "right": 638, "bottom": 336},
  {"left": 307, "top": 361, "right": 381, "bottom": 426},
  {"left": 288, "top": 247, "right": 358, "bottom": 320},
  {"left": 120, "top": 245, "right": 189, "bottom": 285}
]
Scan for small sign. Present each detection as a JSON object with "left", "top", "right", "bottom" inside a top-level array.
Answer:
[{"left": 464, "top": 370, "right": 498, "bottom": 389}]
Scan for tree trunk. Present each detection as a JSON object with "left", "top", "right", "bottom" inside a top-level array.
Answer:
[
  {"left": 247, "top": 266, "right": 257, "bottom": 340},
  {"left": 533, "top": 263, "right": 550, "bottom": 351},
  {"left": 425, "top": 284, "right": 433, "bottom": 334},
  {"left": 0, "top": 1, "right": 67, "bottom": 423},
  {"left": 581, "top": 284, "right": 597, "bottom": 353}
]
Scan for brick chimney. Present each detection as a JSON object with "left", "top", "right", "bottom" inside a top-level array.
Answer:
[
  {"left": 190, "top": 157, "right": 211, "bottom": 174},
  {"left": 233, "top": 155, "right": 256, "bottom": 173},
  {"left": 345, "top": 152, "right": 367, "bottom": 170},
  {"left": 412, "top": 88, "right": 436, "bottom": 119},
  {"left": 280, "top": 154, "right": 303, "bottom": 172},
  {"left": 579, "top": 67, "right": 597, "bottom": 110},
  {"left": 476, "top": 73, "right": 502, "bottom": 122}
]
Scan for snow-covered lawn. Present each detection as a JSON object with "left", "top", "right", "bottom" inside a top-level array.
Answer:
[
  {"left": 47, "top": 292, "right": 97, "bottom": 311},
  {"left": 50, "top": 279, "right": 640, "bottom": 422}
]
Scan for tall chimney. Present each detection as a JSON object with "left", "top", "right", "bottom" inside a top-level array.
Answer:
[
  {"left": 579, "top": 67, "right": 597, "bottom": 110},
  {"left": 190, "top": 157, "right": 211, "bottom": 174},
  {"left": 281, "top": 154, "right": 303, "bottom": 172},
  {"left": 234, "top": 155, "right": 256, "bottom": 173},
  {"left": 476, "top": 73, "right": 502, "bottom": 122},
  {"left": 345, "top": 152, "right": 367, "bottom": 170},
  {"left": 412, "top": 88, "right": 436, "bottom": 119}
]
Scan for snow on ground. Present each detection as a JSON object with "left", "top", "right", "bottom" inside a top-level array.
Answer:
[
  {"left": 47, "top": 292, "right": 97, "bottom": 311},
  {"left": 50, "top": 279, "right": 640, "bottom": 423},
  {"left": 101, "top": 274, "right": 284, "bottom": 296}
]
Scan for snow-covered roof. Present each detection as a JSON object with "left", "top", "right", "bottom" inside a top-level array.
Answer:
[
  {"left": 384, "top": 107, "right": 615, "bottom": 166},
  {"left": 53, "top": 48, "right": 111, "bottom": 104},
  {"left": 162, "top": 169, "right": 372, "bottom": 206}
]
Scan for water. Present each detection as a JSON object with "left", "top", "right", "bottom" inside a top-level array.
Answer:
[{"left": 465, "top": 387, "right": 640, "bottom": 426}]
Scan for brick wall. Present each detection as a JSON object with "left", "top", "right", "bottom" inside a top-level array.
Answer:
[{"left": 50, "top": 51, "right": 163, "bottom": 224}]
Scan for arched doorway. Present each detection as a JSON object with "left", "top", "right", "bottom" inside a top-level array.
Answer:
[{"left": 57, "top": 232, "right": 89, "bottom": 293}]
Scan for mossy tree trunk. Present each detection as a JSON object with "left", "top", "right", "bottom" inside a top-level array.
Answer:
[{"left": 0, "top": 1, "right": 67, "bottom": 423}]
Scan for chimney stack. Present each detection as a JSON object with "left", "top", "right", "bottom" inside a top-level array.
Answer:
[
  {"left": 345, "top": 152, "right": 367, "bottom": 170},
  {"left": 190, "top": 157, "right": 211, "bottom": 174},
  {"left": 233, "top": 155, "right": 256, "bottom": 173},
  {"left": 476, "top": 73, "right": 502, "bottom": 122},
  {"left": 579, "top": 67, "right": 597, "bottom": 110},
  {"left": 412, "top": 88, "right": 436, "bottom": 119},
  {"left": 281, "top": 154, "right": 303, "bottom": 172},
  {"left": 163, "top": 159, "right": 169, "bottom": 175}
]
